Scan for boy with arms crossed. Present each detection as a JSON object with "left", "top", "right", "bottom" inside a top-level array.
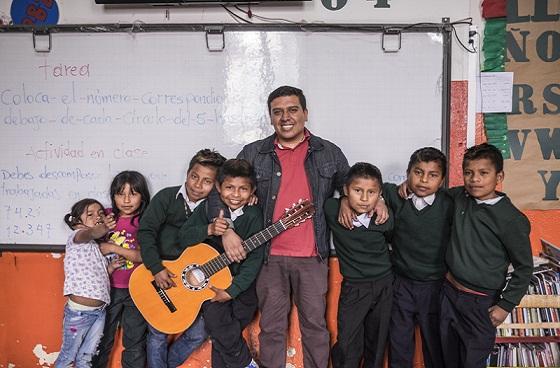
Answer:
[
  {"left": 179, "top": 159, "right": 263, "bottom": 368},
  {"left": 138, "top": 149, "right": 226, "bottom": 368},
  {"left": 385, "top": 147, "right": 453, "bottom": 368},
  {"left": 324, "top": 162, "right": 394, "bottom": 368}
]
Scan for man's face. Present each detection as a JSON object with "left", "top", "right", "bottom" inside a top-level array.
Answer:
[
  {"left": 270, "top": 95, "right": 308, "bottom": 147},
  {"left": 185, "top": 163, "right": 218, "bottom": 202}
]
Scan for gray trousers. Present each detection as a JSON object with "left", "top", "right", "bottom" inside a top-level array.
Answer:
[{"left": 256, "top": 256, "right": 330, "bottom": 368}]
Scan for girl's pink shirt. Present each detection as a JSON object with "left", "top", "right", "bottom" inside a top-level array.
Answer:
[{"left": 105, "top": 209, "right": 141, "bottom": 288}]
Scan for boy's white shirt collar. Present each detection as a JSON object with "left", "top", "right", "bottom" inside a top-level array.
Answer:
[
  {"left": 352, "top": 213, "right": 371, "bottom": 228},
  {"left": 475, "top": 196, "right": 503, "bottom": 205},
  {"left": 229, "top": 206, "right": 245, "bottom": 221},
  {"left": 407, "top": 192, "right": 436, "bottom": 210},
  {"left": 176, "top": 185, "right": 205, "bottom": 211}
]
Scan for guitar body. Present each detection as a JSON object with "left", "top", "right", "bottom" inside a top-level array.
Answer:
[
  {"left": 129, "top": 243, "right": 232, "bottom": 334},
  {"left": 130, "top": 199, "right": 315, "bottom": 334}
]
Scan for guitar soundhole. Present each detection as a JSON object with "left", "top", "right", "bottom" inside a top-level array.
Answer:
[{"left": 181, "top": 264, "right": 208, "bottom": 291}]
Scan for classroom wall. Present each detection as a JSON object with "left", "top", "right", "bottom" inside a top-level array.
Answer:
[
  {"left": 0, "top": 0, "right": 481, "bottom": 81},
  {"left": 1, "top": 0, "right": 558, "bottom": 367}
]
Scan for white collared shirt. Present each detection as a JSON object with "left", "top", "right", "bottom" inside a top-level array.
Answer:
[
  {"left": 408, "top": 193, "right": 436, "bottom": 211},
  {"left": 229, "top": 206, "right": 245, "bottom": 221},
  {"left": 176, "top": 185, "right": 205, "bottom": 212},
  {"left": 475, "top": 196, "right": 503, "bottom": 205},
  {"left": 352, "top": 213, "right": 372, "bottom": 228}
]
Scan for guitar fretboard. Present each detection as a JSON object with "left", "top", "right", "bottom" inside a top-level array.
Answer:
[{"left": 199, "top": 220, "right": 286, "bottom": 278}]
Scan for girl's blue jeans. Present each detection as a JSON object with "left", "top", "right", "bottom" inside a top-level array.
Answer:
[{"left": 55, "top": 302, "right": 106, "bottom": 368}]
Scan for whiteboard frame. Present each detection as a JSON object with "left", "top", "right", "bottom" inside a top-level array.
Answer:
[{"left": 0, "top": 21, "right": 452, "bottom": 251}]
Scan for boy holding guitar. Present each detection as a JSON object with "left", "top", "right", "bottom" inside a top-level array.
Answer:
[
  {"left": 137, "top": 149, "right": 226, "bottom": 368},
  {"left": 178, "top": 158, "right": 264, "bottom": 368}
]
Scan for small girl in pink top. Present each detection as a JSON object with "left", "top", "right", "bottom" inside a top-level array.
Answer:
[{"left": 92, "top": 171, "right": 151, "bottom": 368}]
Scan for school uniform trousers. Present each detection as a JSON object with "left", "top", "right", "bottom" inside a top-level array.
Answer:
[
  {"left": 331, "top": 273, "right": 393, "bottom": 368},
  {"left": 201, "top": 282, "right": 258, "bottom": 368},
  {"left": 389, "top": 275, "right": 444, "bottom": 368},
  {"left": 439, "top": 280, "right": 498, "bottom": 368}
]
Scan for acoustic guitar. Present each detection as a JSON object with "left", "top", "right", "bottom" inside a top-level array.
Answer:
[{"left": 129, "top": 199, "right": 315, "bottom": 334}]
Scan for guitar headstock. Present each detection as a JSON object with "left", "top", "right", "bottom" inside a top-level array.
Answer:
[{"left": 280, "top": 199, "right": 315, "bottom": 229}]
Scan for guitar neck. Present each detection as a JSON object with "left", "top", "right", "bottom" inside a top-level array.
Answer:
[{"left": 199, "top": 220, "right": 286, "bottom": 278}]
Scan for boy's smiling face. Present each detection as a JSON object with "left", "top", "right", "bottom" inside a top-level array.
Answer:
[
  {"left": 407, "top": 161, "right": 444, "bottom": 198},
  {"left": 217, "top": 176, "right": 255, "bottom": 210},
  {"left": 343, "top": 177, "right": 382, "bottom": 215},
  {"left": 463, "top": 158, "right": 504, "bottom": 201}
]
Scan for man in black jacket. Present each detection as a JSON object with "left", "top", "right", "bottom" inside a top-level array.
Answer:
[{"left": 220, "top": 85, "right": 349, "bottom": 368}]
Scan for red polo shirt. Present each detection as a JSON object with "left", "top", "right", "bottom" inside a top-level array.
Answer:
[{"left": 270, "top": 131, "right": 317, "bottom": 257}]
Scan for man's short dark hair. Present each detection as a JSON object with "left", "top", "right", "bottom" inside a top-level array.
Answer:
[
  {"left": 344, "top": 162, "right": 383, "bottom": 187},
  {"left": 187, "top": 149, "right": 226, "bottom": 173},
  {"left": 463, "top": 143, "right": 504, "bottom": 173},
  {"left": 267, "top": 85, "right": 307, "bottom": 113},
  {"left": 217, "top": 159, "right": 257, "bottom": 188},
  {"left": 406, "top": 147, "right": 447, "bottom": 177}
]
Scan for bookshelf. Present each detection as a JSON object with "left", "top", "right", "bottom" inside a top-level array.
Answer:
[{"left": 488, "top": 245, "right": 560, "bottom": 367}]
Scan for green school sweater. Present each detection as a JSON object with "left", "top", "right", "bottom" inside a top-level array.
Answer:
[
  {"left": 178, "top": 201, "right": 264, "bottom": 298},
  {"left": 383, "top": 183, "right": 453, "bottom": 281},
  {"left": 446, "top": 186, "right": 533, "bottom": 312},
  {"left": 324, "top": 197, "right": 393, "bottom": 281},
  {"left": 138, "top": 186, "right": 192, "bottom": 276}
]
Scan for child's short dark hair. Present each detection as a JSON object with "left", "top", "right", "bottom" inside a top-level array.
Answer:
[
  {"left": 64, "top": 198, "right": 105, "bottom": 230},
  {"left": 217, "top": 159, "right": 256, "bottom": 188},
  {"left": 407, "top": 147, "right": 447, "bottom": 177},
  {"left": 267, "top": 86, "right": 307, "bottom": 113},
  {"left": 110, "top": 170, "right": 151, "bottom": 222},
  {"left": 344, "top": 162, "right": 383, "bottom": 187},
  {"left": 187, "top": 149, "right": 226, "bottom": 173},
  {"left": 463, "top": 143, "right": 504, "bottom": 172}
]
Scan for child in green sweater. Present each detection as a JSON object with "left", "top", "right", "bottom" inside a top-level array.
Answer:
[
  {"left": 325, "top": 162, "right": 393, "bottom": 368},
  {"left": 441, "top": 143, "right": 533, "bottom": 368},
  {"left": 179, "top": 158, "right": 263, "bottom": 368},
  {"left": 385, "top": 147, "right": 453, "bottom": 368},
  {"left": 137, "top": 148, "right": 226, "bottom": 368}
]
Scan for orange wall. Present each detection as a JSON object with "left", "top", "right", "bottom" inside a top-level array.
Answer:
[{"left": 1, "top": 80, "right": 558, "bottom": 367}]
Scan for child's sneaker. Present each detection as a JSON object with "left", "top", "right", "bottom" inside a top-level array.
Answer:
[{"left": 245, "top": 359, "right": 259, "bottom": 368}]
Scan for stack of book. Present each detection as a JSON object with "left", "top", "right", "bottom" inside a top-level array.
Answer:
[
  {"left": 488, "top": 343, "right": 560, "bottom": 367},
  {"left": 487, "top": 239, "right": 560, "bottom": 367},
  {"left": 498, "top": 267, "right": 560, "bottom": 338}
]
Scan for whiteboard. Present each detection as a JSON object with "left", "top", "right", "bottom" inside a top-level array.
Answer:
[{"left": 0, "top": 27, "right": 448, "bottom": 245}]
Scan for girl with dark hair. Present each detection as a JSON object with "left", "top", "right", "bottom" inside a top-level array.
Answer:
[
  {"left": 56, "top": 199, "right": 121, "bottom": 368},
  {"left": 93, "top": 171, "right": 151, "bottom": 368}
]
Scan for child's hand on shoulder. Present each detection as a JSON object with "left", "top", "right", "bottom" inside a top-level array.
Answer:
[
  {"left": 398, "top": 181, "right": 410, "bottom": 199},
  {"left": 210, "top": 285, "right": 232, "bottom": 303},
  {"left": 338, "top": 197, "right": 356, "bottom": 230},
  {"left": 488, "top": 305, "right": 509, "bottom": 327},
  {"left": 208, "top": 209, "right": 229, "bottom": 236},
  {"left": 248, "top": 194, "right": 259, "bottom": 206}
]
